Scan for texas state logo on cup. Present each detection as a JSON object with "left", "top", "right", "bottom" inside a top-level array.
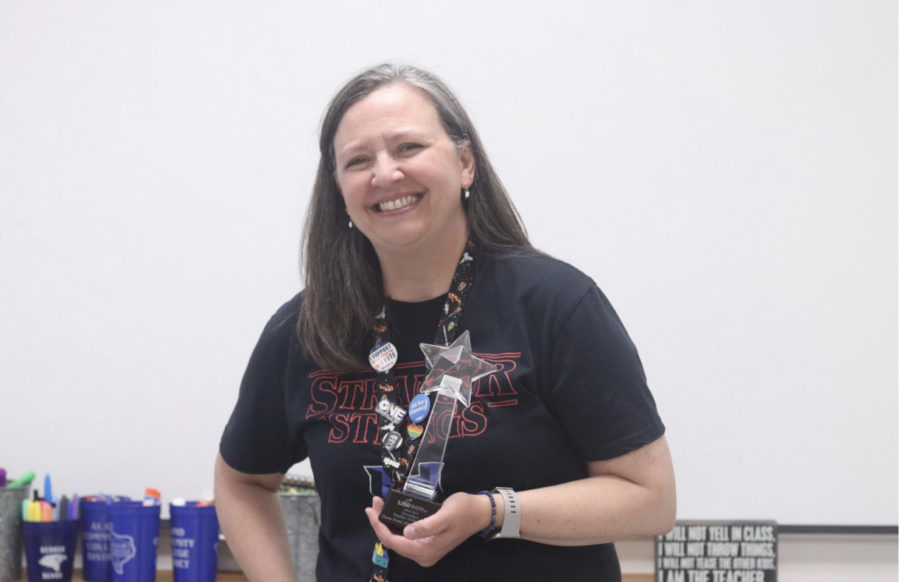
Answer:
[{"left": 109, "top": 531, "right": 137, "bottom": 575}]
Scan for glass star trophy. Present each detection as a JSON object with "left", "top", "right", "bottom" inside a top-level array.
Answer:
[{"left": 379, "top": 330, "right": 496, "bottom": 534}]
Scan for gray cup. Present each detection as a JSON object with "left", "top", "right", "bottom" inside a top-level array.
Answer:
[
  {"left": 0, "top": 486, "right": 30, "bottom": 582},
  {"left": 279, "top": 492, "right": 320, "bottom": 581}
]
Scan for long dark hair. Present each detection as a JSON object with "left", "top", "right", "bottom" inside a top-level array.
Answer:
[{"left": 299, "top": 63, "right": 532, "bottom": 371}]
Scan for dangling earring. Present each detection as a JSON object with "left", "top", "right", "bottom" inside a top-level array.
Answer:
[
  {"left": 348, "top": 219, "right": 354, "bottom": 229},
  {"left": 464, "top": 188, "right": 470, "bottom": 200}
]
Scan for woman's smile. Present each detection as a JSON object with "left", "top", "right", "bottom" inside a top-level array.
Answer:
[{"left": 374, "top": 193, "right": 424, "bottom": 213}]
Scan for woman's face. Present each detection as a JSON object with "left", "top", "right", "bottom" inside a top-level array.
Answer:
[{"left": 332, "top": 83, "right": 474, "bottom": 258}]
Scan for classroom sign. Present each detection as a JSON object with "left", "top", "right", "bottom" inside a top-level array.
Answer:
[{"left": 654, "top": 521, "right": 777, "bottom": 582}]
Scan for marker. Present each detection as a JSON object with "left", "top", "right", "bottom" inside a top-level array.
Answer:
[
  {"left": 7, "top": 471, "right": 36, "bottom": 489},
  {"left": 27, "top": 501, "right": 40, "bottom": 522},
  {"left": 58, "top": 496, "right": 69, "bottom": 522},
  {"left": 44, "top": 474, "right": 53, "bottom": 505},
  {"left": 69, "top": 493, "right": 79, "bottom": 520},
  {"left": 40, "top": 501, "right": 52, "bottom": 522},
  {"left": 21, "top": 499, "right": 29, "bottom": 521},
  {"left": 197, "top": 489, "right": 215, "bottom": 507},
  {"left": 143, "top": 488, "right": 161, "bottom": 507},
  {"left": 0, "top": 468, "right": 6, "bottom": 487}
]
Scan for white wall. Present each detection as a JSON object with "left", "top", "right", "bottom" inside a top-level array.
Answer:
[{"left": 0, "top": 0, "right": 896, "bottom": 527}]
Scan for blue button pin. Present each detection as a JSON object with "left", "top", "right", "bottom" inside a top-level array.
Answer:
[{"left": 409, "top": 394, "right": 430, "bottom": 424}]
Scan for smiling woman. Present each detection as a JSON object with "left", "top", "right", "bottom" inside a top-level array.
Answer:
[
  {"left": 214, "top": 63, "right": 675, "bottom": 582},
  {"left": 298, "top": 65, "right": 532, "bottom": 374},
  {"left": 332, "top": 83, "right": 474, "bottom": 281}
]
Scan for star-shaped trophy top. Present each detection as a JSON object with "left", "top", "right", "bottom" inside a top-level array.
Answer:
[{"left": 419, "top": 330, "right": 496, "bottom": 407}]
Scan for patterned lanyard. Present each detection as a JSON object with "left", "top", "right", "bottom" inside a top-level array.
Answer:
[{"left": 367, "top": 241, "right": 476, "bottom": 581}]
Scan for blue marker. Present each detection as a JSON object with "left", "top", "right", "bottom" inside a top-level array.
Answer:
[{"left": 44, "top": 474, "right": 53, "bottom": 504}]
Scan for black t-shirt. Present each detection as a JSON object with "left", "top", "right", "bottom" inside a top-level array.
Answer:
[{"left": 220, "top": 251, "right": 665, "bottom": 581}]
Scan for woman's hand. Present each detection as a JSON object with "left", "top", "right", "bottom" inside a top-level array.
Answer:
[{"left": 364, "top": 492, "right": 491, "bottom": 567}]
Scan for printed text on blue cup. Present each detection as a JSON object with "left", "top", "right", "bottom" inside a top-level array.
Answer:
[
  {"left": 171, "top": 526, "right": 218, "bottom": 570},
  {"left": 83, "top": 519, "right": 111, "bottom": 562}
]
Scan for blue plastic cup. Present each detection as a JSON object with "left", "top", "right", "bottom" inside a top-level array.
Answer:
[
  {"left": 81, "top": 499, "right": 112, "bottom": 582},
  {"left": 169, "top": 503, "right": 219, "bottom": 582},
  {"left": 22, "top": 520, "right": 77, "bottom": 582},
  {"left": 80, "top": 496, "right": 132, "bottom": 582},
  {"left": 80, "top": 500, "right": 112, "bottom": 582},
  {"left": 107, "top": 502, "right": 160, "bottom": 582}
]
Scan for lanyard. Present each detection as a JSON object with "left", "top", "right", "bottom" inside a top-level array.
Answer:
[{"left": 367, "top": 241, "right": 476, "bottom": 581}]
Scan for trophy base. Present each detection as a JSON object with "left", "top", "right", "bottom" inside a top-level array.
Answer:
[{"left": 378, "top": 489, "right": 442, "bottom": 535}]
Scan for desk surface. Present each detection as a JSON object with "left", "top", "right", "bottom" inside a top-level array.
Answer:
[
  {"left": 22, "top": 572, "right": 653, "bottom": 581},
  {"left": 19, "top": 573, "right": 249, "bottom": 582}
]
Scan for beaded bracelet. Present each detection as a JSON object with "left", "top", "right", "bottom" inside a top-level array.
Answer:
[{"left": 477, "top": 490, "right": 497, "bottom": 538}]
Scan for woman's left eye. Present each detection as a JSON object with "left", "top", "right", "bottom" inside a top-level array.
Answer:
[{"left": 398, "top": 143, "right": 423, "bottom": 154}]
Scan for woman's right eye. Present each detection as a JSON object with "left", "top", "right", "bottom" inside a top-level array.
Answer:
[{"left": 344, "top": 156, "right": 367, "bottom": 169}]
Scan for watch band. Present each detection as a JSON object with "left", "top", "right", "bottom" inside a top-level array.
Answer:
[{"left": 492, "top": 487, "right": 521, "bottom": 539}]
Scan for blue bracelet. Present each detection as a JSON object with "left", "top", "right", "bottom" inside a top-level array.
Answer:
[{"left": 477, "top": 490, "right": 497, "bottom": 538}]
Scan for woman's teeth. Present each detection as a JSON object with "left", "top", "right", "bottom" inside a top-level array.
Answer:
[{"left": 378, "top": 195, "right": 418, "bottom": 212}]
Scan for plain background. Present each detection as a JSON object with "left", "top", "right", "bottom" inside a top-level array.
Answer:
[{"left": 0, "top": 1, "right": 896, "bottom": 526}]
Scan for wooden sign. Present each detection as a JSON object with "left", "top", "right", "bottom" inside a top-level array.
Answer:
[{"left": 654, "top": 521, "right": 777, "bottom": 582}]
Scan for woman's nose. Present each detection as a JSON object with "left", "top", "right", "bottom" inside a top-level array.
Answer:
[{"left": 371, "top": 154, "right": 403, "bottom": 187}]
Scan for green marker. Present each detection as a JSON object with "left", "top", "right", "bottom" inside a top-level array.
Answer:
[{"left": 7, "top": 471, "right": 36, "bottom": 488}]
